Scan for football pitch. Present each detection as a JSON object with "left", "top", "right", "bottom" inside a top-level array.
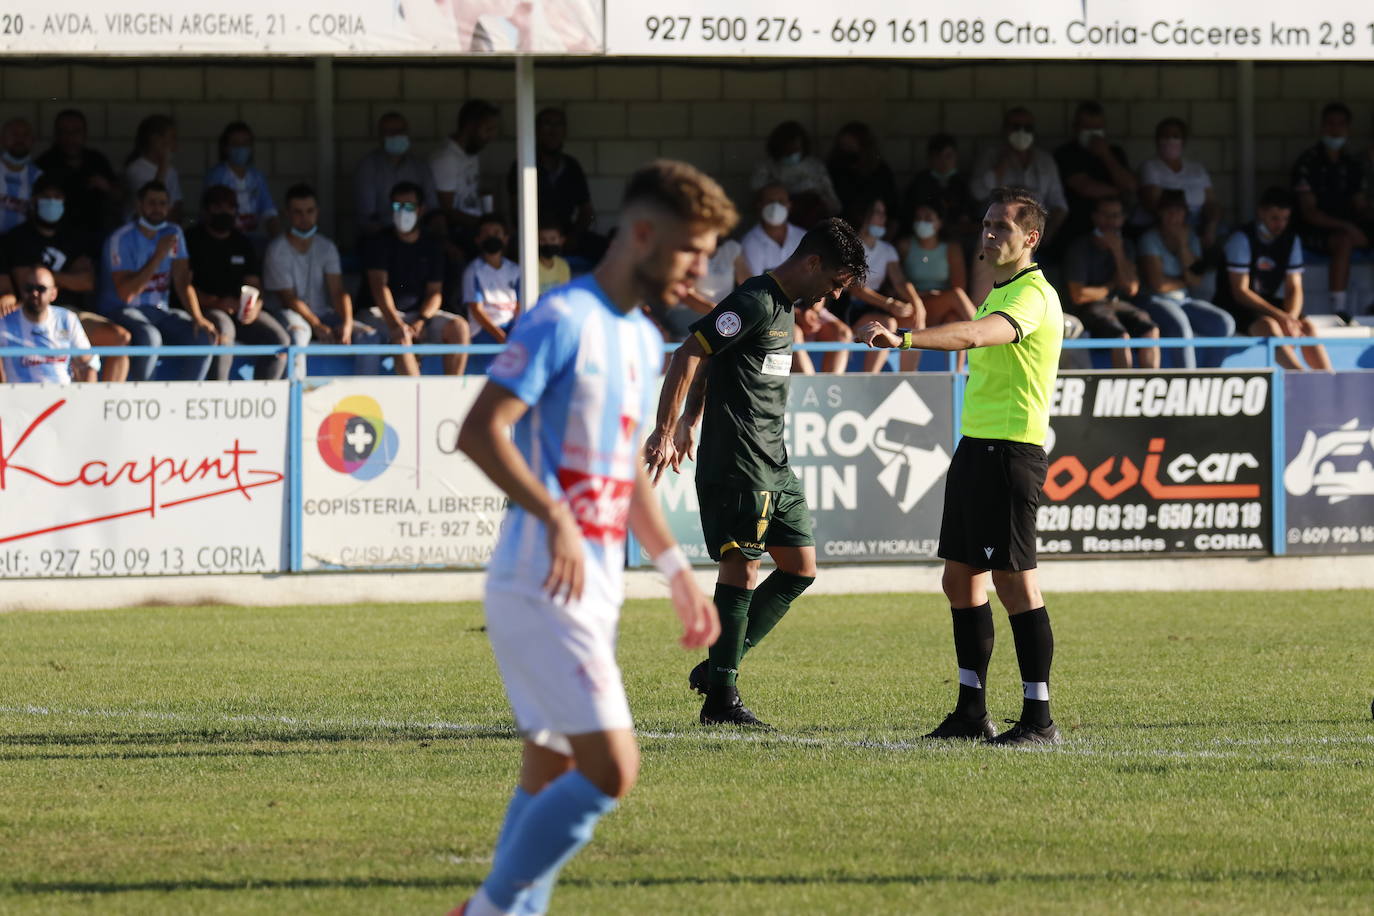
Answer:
[{"left": 2, "top": 590, "right": 1372, "bottom": 915}]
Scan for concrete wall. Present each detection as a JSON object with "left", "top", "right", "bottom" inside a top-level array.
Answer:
[{"left": 2, "top": 59, "right": 1372, "bottom": 249}]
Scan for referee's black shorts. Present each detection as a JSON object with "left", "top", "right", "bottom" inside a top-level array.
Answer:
[{"left": 938, "top": 436, "right": 1049, "bottom": 572}]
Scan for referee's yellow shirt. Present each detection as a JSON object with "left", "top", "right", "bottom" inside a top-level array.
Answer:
[{"left": 961, "top": 264, "right": 1063, "bottom": 446}]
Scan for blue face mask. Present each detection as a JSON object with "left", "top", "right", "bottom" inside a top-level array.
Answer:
[
  {"left": 1, "top": 149, "right": 30, "bottom": 167},
  {"left": 290, "top": 224, "right": 318, "bottom": 240},
  {"left": 383, "top": 134, "right": 410, "bottom": 157},
  {"left": 36, "top": 198, "right": 64, "bottom": 224},
  {"left": 227, "top": 145, "right": 252, "bottom": 167},
  {"left": 780, "top": 151, "right": 803, "bottom": 167},
  {"left": 138, "top": 216, "right": 168, "bottom": 232}
]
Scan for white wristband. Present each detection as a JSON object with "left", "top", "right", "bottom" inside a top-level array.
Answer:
[{"left": 653, "top": 545, "right": 690, "bottom": 580}]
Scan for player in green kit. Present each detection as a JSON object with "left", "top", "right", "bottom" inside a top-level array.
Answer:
[
  {"left": 646, "top": 218, "right": 867, "bottom": 727},
  {"left": 859, "top": 187, "right": 1065, "bottom": 746}
]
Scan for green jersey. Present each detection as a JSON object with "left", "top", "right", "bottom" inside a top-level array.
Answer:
[
  {"left": 962, "top": 263, "right": 1063, "bottom": 446},
  {"left": 690, "top": 273, "right": 796, "bottom": 490}
]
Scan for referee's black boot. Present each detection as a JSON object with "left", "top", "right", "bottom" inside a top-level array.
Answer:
[
  {"left": 688, "top": 658, "right": 709, "bottom": 695},
  {"left": 923, "top": 710, "right": 999, "bottom": 740},
  {"left": 984, "top": 719, "right": 1062, "bottom": 747},
  {"left": 699, "top": 686, "right": 771, "bottom": 729}
]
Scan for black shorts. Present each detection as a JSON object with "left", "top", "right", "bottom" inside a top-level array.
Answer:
[
  {"left": 938, "top": 437, "right": 1048, "bottom": 572},
  {"left": 1300, "top": 219, "right": 1374, "bottom": 254},
  {"left": 1073, "top": 299, "right": 1157, "bottom": 338},
  {"left": 697, "top": 473, "right": 814, "bottom": 562}
]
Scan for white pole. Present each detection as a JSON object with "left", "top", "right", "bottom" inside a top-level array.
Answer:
[
  {"left": 313, "top": 57, "right": 336, "bottom": 238},
  {"left": 1236, "top": 61, "right": 1256, "bottom": 222},
  {"left": 515, "top": 57, "right": 539, "bottom": 309}
]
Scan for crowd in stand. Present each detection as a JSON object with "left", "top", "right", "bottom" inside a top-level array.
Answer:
[{"left": 3, "top": 97, "right": 1373, "bottom": 384}]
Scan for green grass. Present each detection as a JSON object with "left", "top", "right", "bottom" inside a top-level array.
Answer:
[{"left": 1, "top": 591, "right": 1372, "bottom": 914}]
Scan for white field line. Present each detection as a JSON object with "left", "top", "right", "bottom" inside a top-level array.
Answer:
[{"left": 2, "top": 704, "right": 1371, "bottom": 765}]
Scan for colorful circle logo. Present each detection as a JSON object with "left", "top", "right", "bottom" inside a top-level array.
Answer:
[{"left": 317, "top": 395, "right": 399, "bottom": 480}]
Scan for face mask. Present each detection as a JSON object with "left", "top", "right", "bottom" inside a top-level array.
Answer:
[
  {"left": 138, "top": 216, "right": 168, "bottom": 232},
  {"left": 538, "top": 244, "right": 560, "bottom": 260},
  {"left": 480, "top": 236, "right": 505, "bottom": 255},
  {"left": 36, "top": 198, "right": 64, "bottom": 224},
  {"left": 867, "top": 224, "right": 886, "bottom": 240},
  {"left": 1, "top": 149, "right": 30, "bottom": 167},
  {"left": 393, "top": 209, "right": 418, "bottom": 233},
  {"left": 208, "top": 212, "right": 235, "bottom": 233},
  {"left": 780, "top": 151, "right": 803, "bottom": 167},
  {"left": 290, "top": 224, "right": 318, "bottom": 240},
  {"left": 1079, "top": 128, "right": 1106, "bottom": 147},
  {"left": 761, "top": 202, "right": 789, "bottom": 227},
  {"left": 226, "top": 146, "right": 252, "bottom": 167},
  {"left": 1007, "top": 129, "right": 1034, "bottom": 152},
  {"left": 931, "top": 167, "right": 957, "bottom": 181},
  {"left": 1157, "top": 138, "right": 1184, "bottom": 160},
  {"left": 1321, "top": 135, "right": 1347, "bottom": 151},
  {"left": 383, "top": 134, "right": 411, "bottom": 157},
  {"left": 914, "top": 220, "right": 937, "bottom": 240}
]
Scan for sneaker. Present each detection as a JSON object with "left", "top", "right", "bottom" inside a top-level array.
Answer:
[
  {"left": 699, "top": 687, "right": 771, "bottom": 729},
  {"left": 688, "top": 658, "right": 708, "bottom": 695},
  {"left": 922, "top": 710, "right": 998, "bottom": 740},
  {"left": 984, "top": 719, "right": 1062, "bottom": 747}
]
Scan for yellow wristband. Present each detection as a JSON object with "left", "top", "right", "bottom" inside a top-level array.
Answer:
[{"left": 899, "top": 329, "right": 913, "bottom": 350}]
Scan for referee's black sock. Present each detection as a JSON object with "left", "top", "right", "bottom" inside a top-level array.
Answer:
[
  {"left": 1009, "top": 606, "right": 1054, "bottom": 728},
  {"left": 951, "top": 603, "right": 994, "bottom": 719}
]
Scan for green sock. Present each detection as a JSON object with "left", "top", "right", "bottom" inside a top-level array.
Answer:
[
  {"left": 742, "top": 571, "right": 815, "bottom": 656},
  {"left": 707, "top": 583, "right": 753, "bottom": 688}
]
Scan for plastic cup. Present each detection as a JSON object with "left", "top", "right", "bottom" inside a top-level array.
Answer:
[{"left": 238, "top": 284, "right": 260, "bottom": 321}]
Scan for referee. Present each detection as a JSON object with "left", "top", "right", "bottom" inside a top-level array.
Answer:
[{"left": 858, "top": 187, "right": 1064, "bottom": 746}]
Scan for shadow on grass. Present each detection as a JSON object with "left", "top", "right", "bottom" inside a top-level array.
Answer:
[
  {"left": 0, "top": 727, "right": 516, "bottom": 748},
  {"left": 7, "top": 866, "right": 1374, "bottom": 896},
  {"left": 0, "top": 747, "right": 337, "bottom": 763}
]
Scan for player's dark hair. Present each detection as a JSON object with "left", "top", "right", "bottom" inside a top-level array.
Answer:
[
  {"left": 389, "top": 180, "right": 424, "bottom": 202},
  {"left": 458, "top": 99, "right": 499, "bottom": 132},
  {"left": 216, "top": 120, "right": 253, "bottom": 162},
  {"left": 127, "top": 114, "right": 174, "bottom": 165},
  {"left": 1321, "top": 101, "right": 1352, "bottom": 123},
  {"left": 32, "top": 174, "right": 63, "bottom": 197},
  {"left": 201, "top": 184, "right": 237, "bottom": 210},
  {"left": 620, "top": 159, "right": 739, "bottom": 234},
  {"left": 1073, "top": 100, "right": 1105, "bottom": 122},
  {"left": 1154, "top": 116, "right": 1189, "bottom": 140},
  {"left": 927, "top": 132, "right": 957, "bottom": 155},
  {"left": 765, "top": 121, "right": 810, "bottom": 161},
  {"left": 285, "top": 182, "right": 316, "bottom": 205},
  {"left": 792, "top": 217, "right": 868, "bottom": 287},
  {"left": 1259, "top": 186, "right": 1295, "bottom": 211},
  {"left": 1156, "top": 189, "right": 1188, "bottom": 212},
  {"left": 988, "top": 186, "right": 1048, "bottom": 239},
  {"left": 136, "top": 179, "right": 169, "bottom": 200}
]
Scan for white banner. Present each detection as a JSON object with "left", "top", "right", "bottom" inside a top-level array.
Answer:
[
  {"left": 1, "top": 1, "right": 603, "bottom": 55},
  {"left": 0, "top": 381, "right": 288, "bottom": 578},
  {"left": 607, "top": 0, "right": 1374, "bottom": 59},
  {"left": 300, "top": 377, "right": 507, "bottom": 571}
]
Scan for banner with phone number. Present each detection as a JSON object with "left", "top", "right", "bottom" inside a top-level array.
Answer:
[
  {"left": 608, "top": 0, "right": 1374, "bottom": 60},
  {"left": 1283, "top": 372, "right": 1374, "bottom": 555},
  {"left": 1038, "top": 371, "right": 1272, "bottom": 557}
]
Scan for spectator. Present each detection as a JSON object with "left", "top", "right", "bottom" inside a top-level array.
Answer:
[
  {"left": 461, "top": 214, "right": 522, "bottom": 372},
  {"left": 35, "top": 109, "right": 120, "bottom": 236},
  {"left": 506, "top": 107, "right": 603, "bottom": 261},
  {"left": 1292, "top": 101, "right": 1374, "bottom": 317},
  {"left": 1137, "top": 190, "right": 1235, "bottom": 369},
  {"left": 675, "top": 235, "right": 744, "bottom": 341},
  {"left": 204, "top": 121, "right": 280, "bottom": 245},
  {"left": 433, "top": 99, "right": 499, "bottom": 238},
  {"left": 123, "top": 115, "right": 183, "bottom": 224},
  {"left": 354, "top": 112, "right": 439, "bottom": 239},
  {"left": 749, "top": 120, "right": 841, "bottom": 228},
  {"left": 0, "top": 175, "right": 130, "bottom": 381},
  {"left": 1137, "top": 117, "right": 1219, "bottom": 245},
  {"left": 970, "top": 108, "right": 1068, "bottom": 248},
  {"left": 1, "top": 117, "right": 41, "bottom": 234},
  {"left": 100, "top": 180, "right": 217, "bottom": 381},
  {"left": 187, "top": 185, "right": 289, "bottom": 380},
  {"left": 1217, "top": 187, "right": 1331, "bottom": 372},
  {"left": 1055, "top": 100, "right": 1137, "bottom": 246},
  {"left": 1063, "top": 195, "right": 1159, "bottom": 370},
  {"left": 736, "top": 183, "right": 807, "bottom": 282},
  {"left": 536, "top": 218, "right": 571, "bottom": 295},
  {"left": 264, "top": 183, "right": 384, "bottom": 376},
  {"left": 844, "top": 197, "right": 921, "bottom": 373},
  {"left": 361, "top": 181, "right": 469, "bottom": 376},
  {"left": 827, "top": 121, "right": 899, "bottom": 226},
  {"left": 903, "top": 133, "right": 980, "bottom": 247},
  {"left": 898, "top": 201, "right": 977, "bottom": 369},
  {"left": 0, "top": 265, "right": 97, "bottom": 384}
]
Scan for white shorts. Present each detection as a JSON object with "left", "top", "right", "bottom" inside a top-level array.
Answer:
[{"left": 484, "top": 579, "right": 633, "bottom": 756}]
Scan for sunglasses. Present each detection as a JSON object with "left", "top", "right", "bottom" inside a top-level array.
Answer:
[
  {"left": 391, "top": 201, "right": 419, "bottom": 213},
  {"left": 24, "top": 283, "right": 51, "bottom": 295}
]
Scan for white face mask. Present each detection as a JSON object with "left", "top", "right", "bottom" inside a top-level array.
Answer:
[
  {"left": 1079, "top": 128, "right": 1106, "bottom": 147},
  {"left": 393, "top": 209, "right": 418, "bottom": 234},
  {"left": 780, "top": 152, "right": 803, "bottom": 167},
  {"left": 1321, "top": 135, "right": 1347, "bottom": 151},
  {"left": 1007, "top": 129, "right": 1034, "bottom": 152},
  {"left": 761, "top": 202, "right": 789, "bottom": 227},
  {"left": 914, "top": 220, "right": 937, "bottom": 240},
  {"left": 867, "top": 224, "right": 885, "bottom": 240}
]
